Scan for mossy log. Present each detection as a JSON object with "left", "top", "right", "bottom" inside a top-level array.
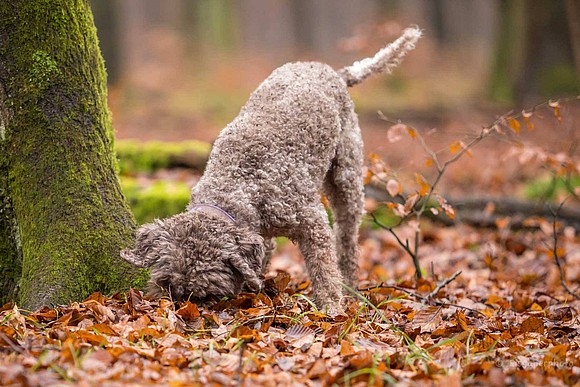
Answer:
[
  {"left": 116, "top": 139, "right": 211, "bottom": 174},
  {"left": 121, "top": 177, "right": 191, "bottom": 225},
  {"left": 0, "top": 0, "right": 146, "bottom": 309}
]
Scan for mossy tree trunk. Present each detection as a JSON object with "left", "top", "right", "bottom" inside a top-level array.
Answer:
[
  {"left": 0, "top": 0, "right": 145, "bottom": 309},
  {"left": 0, "top": 83, "right": 21, "bottom": 304}
]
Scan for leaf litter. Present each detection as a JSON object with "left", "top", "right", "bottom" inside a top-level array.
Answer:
[{"left": 1, "top": 222, "right": 580, "bottom": 386}]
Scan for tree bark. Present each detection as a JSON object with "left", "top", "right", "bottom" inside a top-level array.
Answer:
[
  {"left": 0, "top": 0, "right": 146, "bottom": 309},
  {"left": 0, "top": 83, "right": 21, "bottom": 305}
]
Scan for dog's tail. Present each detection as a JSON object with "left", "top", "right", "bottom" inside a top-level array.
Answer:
[{"left": 338, "top": 26, "right": 422, "bottom": 87}]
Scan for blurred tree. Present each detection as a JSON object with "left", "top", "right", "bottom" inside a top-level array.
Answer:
[
  {"left": 490, "top": 0, "right": 578, "bottom": 102},
  {"left": 90, "top": 0, "right": 121, "bottom": 84},
  {"left": 565, "top": 0, "right": 580, "bottom": 78},
  {"left": 0, "top": 0, "right": 145, "bottom": 309},
  {"left": 488, "top": 0, "right": 526, "bottom": 102}
]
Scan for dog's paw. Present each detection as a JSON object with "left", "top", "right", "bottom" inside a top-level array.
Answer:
[{"left": 243, "top": 278, "right": 263, "bottom": 293}]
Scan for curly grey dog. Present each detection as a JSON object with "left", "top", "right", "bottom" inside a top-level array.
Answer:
[{"left": 122, "top": 27, "right": 421, "bottom": 314}]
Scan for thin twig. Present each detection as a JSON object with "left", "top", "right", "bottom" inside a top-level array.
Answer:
[
  {"left": 550, "top": 200, "right": 580, "bottom": 300},
  {"left": 235, "top": 340, "right": 246, "bottom": 386},
  {"left": 428, "top": 270, "right": 462, "bottom": 299},
  {"left": 372, "top": 212, "right": 424, "bottom": 278},
  {"left": 357, "top": 283, "right": 486, "bottom": 317},
  {"left": 0, "top": 331, "right": 26, "bottom": 355}
]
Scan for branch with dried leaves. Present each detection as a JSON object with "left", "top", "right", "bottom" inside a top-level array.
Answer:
[{"left": 369, "top": 97, "right": 580, "bottom": 280}]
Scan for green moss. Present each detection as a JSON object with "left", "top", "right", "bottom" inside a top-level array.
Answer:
[
  {"left": 537, "top": 64, "right": 580, "bottom": 97},
  {"left": 121, "top": 177, "right": 190, "bottom": 224},
  {"left": 523, "top": 175, "right": 580, "bottom": 201},
  {"left": 116, "top": 139, "right": 211, "bottom": 174},
  {"left": 28, "top": 50, "right": 60, "bottom": 92}
]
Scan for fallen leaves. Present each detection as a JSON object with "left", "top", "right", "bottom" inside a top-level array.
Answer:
[{"left": 1, "top": 223, "right": 580, "bottom": 385}]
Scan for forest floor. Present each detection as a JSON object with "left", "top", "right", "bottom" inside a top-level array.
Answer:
[
  {"left": 1, "top": 77, "right": 579, "bottom": 384},
  {"left": 0, "top": 219, "right": 579, "bottom": 385}
]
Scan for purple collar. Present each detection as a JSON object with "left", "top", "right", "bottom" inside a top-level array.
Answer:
[{"left": 190, "top": 204, "right": 236, "bottom": 223}]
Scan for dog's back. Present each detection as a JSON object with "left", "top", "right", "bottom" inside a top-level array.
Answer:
[{"left": 205, "top": 63, "right": 348, "bottom": 184}]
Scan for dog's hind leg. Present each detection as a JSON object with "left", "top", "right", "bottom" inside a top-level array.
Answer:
[{"left": 324, "top": 125, "right": 364, "bottom": 290}]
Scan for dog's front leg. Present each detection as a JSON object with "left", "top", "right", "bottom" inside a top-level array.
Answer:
[{"left": 294, "top": 210, "right": 345, "bottom": 316}]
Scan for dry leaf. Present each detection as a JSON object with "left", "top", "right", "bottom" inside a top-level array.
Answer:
[
  {"left": 414, "top": 173, "right": 430, "bottom": 196},
  {"left": 387, "top": 123, "right": 406, "bottom": 143},
  {"left": 386, "top": 179, "right": 401, "bottom": 197},
  {"left": 508, "top": 118, "right": 521, "bottom": 133}
]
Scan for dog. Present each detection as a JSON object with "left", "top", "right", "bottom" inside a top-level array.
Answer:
[{"left": 122, "top": 27, "right": 421, "bottom": 315}]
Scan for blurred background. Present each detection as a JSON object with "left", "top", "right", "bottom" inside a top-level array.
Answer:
[{"left": 89, "top": 0, "right": 580, "bottom": 224}]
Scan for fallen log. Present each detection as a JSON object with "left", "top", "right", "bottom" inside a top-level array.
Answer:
[{"left": 364, "top": 185, "right": 580, "bottom": 230}]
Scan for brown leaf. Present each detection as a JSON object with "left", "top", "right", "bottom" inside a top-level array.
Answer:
[
  {"left": 306, "top": 358, "right": 328, "bottom": 379},
  {"left": 340, "top": 340, "right": 356, "bottom": 356},
  {"left": 412, "top": 307, "right": 443, "bottom": 334},
  {"left": 404, "top": 193, "right": 420, "bottom": 212},
  {"left": 449, "top": 140, "right": 464, "bottom": 154},
  {"left": 508, "top": 117, "right": 521, "bottom": 133},
  {"left": 455, "top": 311, "right": 469, "bottom": 331},
  {"left": 160, "top": 348, "right": 189, "bottom": 368},
  {"left": 386, "top": 179, "right": 401, "bottom": 197},
  {"left": 275, "top": 356, "right": 295, "bottom": 372},
  {"left": 29, "top": 306, "right": 58, "bottom": 323},
  {"left": 520, "top": 316, "right": 544, "bottom": 334},
  {"left": 349, "top": 351, "right": 374, "bottom": 369},
  {"left": 387, "top": 123, "right": 406, "bottom": 143},
  {"left": 296, "top": 280, "right": 311, "bottom": 291},
  {"left": 82, "top": 349, "right": 114, "bottom": 371},
  {"left": 414, "top": 173, "right": 430, "bottom": 196},
  {"left": 84, "top": 300, "right": 115, "bottom": 323},
  {"left": 270, "top": 272, "right": 291, "bottom": 292},
  {"left": 90, "top": 323, "right": 118, "bottom": 336},
  {"left": 74, "top": 330, "right": 109, "bottom": 346},
  {"left": 83, "top": 291, "right": 106, "bottom": 304},
  {"left": 54, "top": 310, "right": 83, "bottom": 327},
  {"left": 125, "top": 288, "right": 149, "bottom": 316},
  {"left": 231, "top": 325, "right": 260, "bottom": 341},
  {"left": 512, "top": 292, "right": 533, "bottom": 312},
  {"left": 176, "top": 301, "right": 200, "bottom": 321},
  {"left": 286, "top": 324, "right": 315, "bottom": 348},
  {"left": 522, "top": 110, "right": 534, "bottom": 131}
]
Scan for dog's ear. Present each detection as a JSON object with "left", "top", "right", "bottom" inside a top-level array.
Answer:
[
  {"left": 229, "top": 230, "right": 265, "bottom": 292},
  {"left": 121, "top": 221, "right": 167, "bottom": 268}
]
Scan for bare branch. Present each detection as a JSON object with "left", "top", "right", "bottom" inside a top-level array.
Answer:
[
  {"left": 550, "top": 200, "right": 580, "bottom": 300},
  {"left": 357, "top": 283, "right": 486, "bottom": 317},
  {"left": 428, "top": 270, "right": 462, "bottom": 299}
]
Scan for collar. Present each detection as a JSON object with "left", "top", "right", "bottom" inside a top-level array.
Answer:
[{"left": 190, "top": 204, "right": 236, "bottom": 223}]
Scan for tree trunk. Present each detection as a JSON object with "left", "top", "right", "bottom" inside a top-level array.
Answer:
[
  {"left": 488, "top": 0, "right": 526, "bottom": 102},
  {"left": 0, "top": 0, "right": 146, "bottom": 309},
  {"left": 0, "top": 83, "right": 21, "bottom": 305},
  {"left": 565, "top": 0, "right": 580, "bottom": 79}
]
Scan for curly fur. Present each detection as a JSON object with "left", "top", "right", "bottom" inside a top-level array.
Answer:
[{"left": 122, "top": 27, "right": 421, "bottom": 314}]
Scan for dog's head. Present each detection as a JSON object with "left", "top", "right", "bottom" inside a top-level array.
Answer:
[{"left": 121, "top": 212, "right": 264, "bottom": 302}]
